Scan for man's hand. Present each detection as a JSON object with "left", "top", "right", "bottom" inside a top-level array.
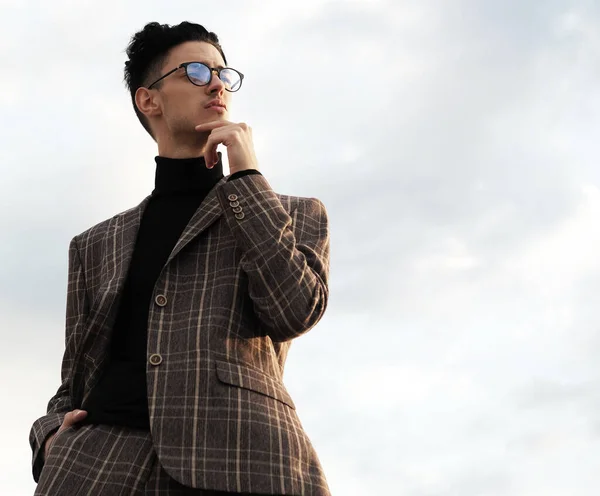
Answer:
[
  {"left": 44, "top": 409, "right": 88, "bottom": 460},
  {"left": 195, "top": 120, "right": 259, "bottom": 176}
]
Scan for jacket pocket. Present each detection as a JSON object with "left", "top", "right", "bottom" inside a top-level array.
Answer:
[{"left": 215, "top": 360, "right": 296, "bottom": 410}]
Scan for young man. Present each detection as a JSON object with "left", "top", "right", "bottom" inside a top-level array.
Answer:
[{"left": 29, "top": 21, "right": 331, "bottom": 496}]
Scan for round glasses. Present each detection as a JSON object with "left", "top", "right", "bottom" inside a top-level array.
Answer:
[{"left": 147, "top": 62, "right": 244, "bottom": 92}]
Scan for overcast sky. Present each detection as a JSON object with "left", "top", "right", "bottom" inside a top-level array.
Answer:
[{"left": 1, "top": 0, "right": 599, "bottom": 495}]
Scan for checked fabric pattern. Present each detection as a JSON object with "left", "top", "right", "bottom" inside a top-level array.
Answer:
[{"left": 29, "top": 173, "right": 331, "bottom": 495}]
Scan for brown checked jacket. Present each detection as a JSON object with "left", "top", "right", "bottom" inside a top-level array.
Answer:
[{"left": 29, "top": 173, "right": 331, "bottom": 495}]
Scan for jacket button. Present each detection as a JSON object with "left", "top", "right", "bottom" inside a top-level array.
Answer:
[
  {"left": 229, "top": 200, "right": 240, "bottom": 207},
  {"left": 149, "top": 353, "right": 163, "bottom": 366},
  {"left": 228, "top": 194, "right": 238, "bottom": 201},
  {"left": 232, "top": 206, "right": 243, "bottom": 213},
  {"left": 155, "top": 294, "right": 167, "bottom": 307},
  {"left": 235, "top": 212, "right": 245, "bottom": 220}
]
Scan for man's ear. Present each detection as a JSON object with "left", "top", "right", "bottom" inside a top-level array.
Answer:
[{"left": 135, "top": 87, "right": 162, "bottom": 118}]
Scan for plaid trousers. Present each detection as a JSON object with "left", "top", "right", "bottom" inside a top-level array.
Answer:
[{"left": 34, "top": 423, "right": 275, "bottom": 495}]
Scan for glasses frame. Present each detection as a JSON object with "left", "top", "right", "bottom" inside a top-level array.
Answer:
[{"left": 147, "top": 62, "right": 244, "bottom": 92}]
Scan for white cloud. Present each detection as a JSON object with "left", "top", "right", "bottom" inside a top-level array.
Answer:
[{"left": 2, "top": 1, "right": 600, "bottom": 494}]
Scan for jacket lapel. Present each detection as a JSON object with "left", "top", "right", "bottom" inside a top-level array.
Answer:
[
  {"left": 165, "top": 176, "right": 227, "bottom": 265},
  {"left": 94, "top": 195, "right": 152, "bottom": 329}
]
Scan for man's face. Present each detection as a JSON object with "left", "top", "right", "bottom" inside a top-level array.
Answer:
[{"left": 152, "top": 41, "right": 231, "bottom": 138}]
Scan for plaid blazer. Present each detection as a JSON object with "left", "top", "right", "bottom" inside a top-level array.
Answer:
[{"left": 29, "top": 173, "right": 331, "bottom": 495}]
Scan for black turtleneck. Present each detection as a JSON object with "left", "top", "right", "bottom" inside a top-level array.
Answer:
[{"left": 81, "top": 154, "right": 261, "bottom": 429}]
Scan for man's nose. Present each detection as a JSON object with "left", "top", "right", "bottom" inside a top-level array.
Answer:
[{"left": 206, "top": 70, "right": 225, "bottom": 93}]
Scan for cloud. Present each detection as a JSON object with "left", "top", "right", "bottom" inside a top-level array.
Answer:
[{"left": 3, "top": 1, "right": 600, "bottom": 494}]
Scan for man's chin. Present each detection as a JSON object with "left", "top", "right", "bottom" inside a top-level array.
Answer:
[{"left": 203, "top": 107, "right": 228, "bottom": 118}]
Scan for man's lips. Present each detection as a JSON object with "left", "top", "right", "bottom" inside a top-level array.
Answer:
[
  {"left": 206, "top": 106, "right": 226, "bottom": 114},
  {"left": 205, "top": 100, "right": 226, "bottom": 110}
]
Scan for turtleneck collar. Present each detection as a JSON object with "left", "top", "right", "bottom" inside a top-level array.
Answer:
[{"left": 152, "top": 153, "right": 224, "bottom": 197}]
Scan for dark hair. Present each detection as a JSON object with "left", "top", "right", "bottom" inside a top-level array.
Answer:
[{"left": 124, "top": 21, "right": 227, "bottom": 139}]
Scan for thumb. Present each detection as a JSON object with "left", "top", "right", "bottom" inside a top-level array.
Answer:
[
  {"left": 70, "top": 409, "right": 87, "bottom": 423},
  {"left": 74, "top": 409, "right": 88, "bottom": 419}
]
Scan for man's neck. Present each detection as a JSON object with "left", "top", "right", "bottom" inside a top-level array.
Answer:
[{"left": 157, "top": 134, "right": 208, "bottom": 159}]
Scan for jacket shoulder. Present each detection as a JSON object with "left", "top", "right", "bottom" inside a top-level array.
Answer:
[
  {"left": 71, "top": 198, "right": 149, "bottom": 248},
  {"left": 276, "top": 193, "right": 327, "bottom": 215}
]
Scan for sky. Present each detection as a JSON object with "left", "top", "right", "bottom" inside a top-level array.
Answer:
[{"left": 1, "top": 0, "right": 599, "bottom": 494}]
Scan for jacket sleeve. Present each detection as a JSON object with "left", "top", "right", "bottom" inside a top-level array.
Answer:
[
  {"left": 28, "top": 236, "right": 89, "bottom": 482},
  {"left": 217, "top": 173, "right": 330, "bottom": 342}
]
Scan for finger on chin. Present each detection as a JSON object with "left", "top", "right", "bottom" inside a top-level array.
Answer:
[{"left": 196, "top": 119, "right": 230, "bottom": 131}]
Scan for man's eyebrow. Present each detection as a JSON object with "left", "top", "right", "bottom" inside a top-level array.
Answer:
[{"left": 194, "top": 61, "right": 225, "bottom": 69}]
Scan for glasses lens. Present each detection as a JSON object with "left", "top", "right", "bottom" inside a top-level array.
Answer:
[
  {"left": 186, "top": 63, "right": 211, "bottom": 85},
  {"left": 220, "top": 69, "right": 242, "bottom": 92}
]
